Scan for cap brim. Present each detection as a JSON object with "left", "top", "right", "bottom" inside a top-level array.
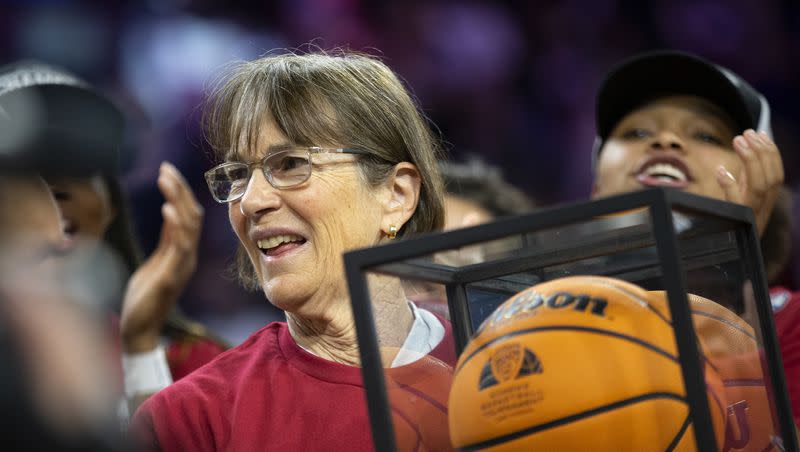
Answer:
[
  {"left": 0, "top": 84, "right": 123, "bottom": 176},
  {"left": 596, "top": 51, "right": 755, "bottom": 140}
]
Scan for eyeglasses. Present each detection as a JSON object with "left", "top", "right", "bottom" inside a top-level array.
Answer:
[{"left": 204, "top": 146, "right": 370, "bottom": 203}]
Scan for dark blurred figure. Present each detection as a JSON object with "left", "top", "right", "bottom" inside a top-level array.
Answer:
[
  {"left": 0, "top": 61, "right": 229, "bottom": 413},
  {"left": 407, "top": 156, "right": 538, "bottom": 318},
  {"left": 0, "top": 59, "right": 228, "bottom": 449},
  {"left": 0, "top": 63, "right": 126, "bottom": 449},
  {"left": 439, "top": 155, "right": 537, "bottom": 231}
]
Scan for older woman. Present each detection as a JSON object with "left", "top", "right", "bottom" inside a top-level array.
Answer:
[{"left": 131, "top": 51, "right": 454, "bottom": 451}]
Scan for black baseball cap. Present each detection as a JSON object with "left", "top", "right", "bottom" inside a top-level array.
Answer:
[
  {"left": 0, "top": 61, "right": 124, "bottom": 176},
  {"left": 593, "top": 51, "right": 772, "bottom": 164}
]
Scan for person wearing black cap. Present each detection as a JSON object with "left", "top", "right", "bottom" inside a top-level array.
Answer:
[
  {"left": 0, "top": 61, "right": 229, "bottom": 414},
  {"left": 592, "top": 51, "right": 784, "bottom": 241},
  {"left": 591, "top": 50, "right": 799, "bottom": 443},
  {"left": 0, "top": 66, "right": 127, "bottom": 450}
]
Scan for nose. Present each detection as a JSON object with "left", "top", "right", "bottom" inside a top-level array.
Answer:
[
  {"left": 238, "top": 169, "right": 280, "bottom": 219},
  {"left": 650, "top": 130, "right": 684, "bottom": 152}
]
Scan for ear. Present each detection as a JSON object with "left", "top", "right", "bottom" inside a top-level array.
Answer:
[{"left": 379, "top": 162, "right": 421, "bottom": 236}]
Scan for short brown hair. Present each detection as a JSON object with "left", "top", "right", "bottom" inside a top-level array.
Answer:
[{"left": 203, "top": 50, "right": 446, "bottom": 290}]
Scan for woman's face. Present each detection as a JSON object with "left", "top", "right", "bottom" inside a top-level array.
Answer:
[
  {"left": 228, "top": 117, "right": 387, "bottom": 316},
  {"left": 593, "top": 95, "right": 742, "bottom": 201},
  {"left": 46, "top": 175, "right": 116, "bottom": 250},
  {"left": 0, "top": 176, "right": 65, "bottom": 276}
]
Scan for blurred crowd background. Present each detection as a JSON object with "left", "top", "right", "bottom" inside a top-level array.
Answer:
[{"left": 2, "top": 0, "right": 799, "bottom": 344}]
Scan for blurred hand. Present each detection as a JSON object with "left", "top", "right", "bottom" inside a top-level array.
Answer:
[
  {"left": 120, "top": 162, "right": 204, "bottom": 353},
  {"left": 716, "top": 130, "right": 784, "bottom": 236}
]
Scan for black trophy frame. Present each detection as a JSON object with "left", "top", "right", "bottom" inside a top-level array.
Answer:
[{"left": 344, "top": 187, "right": 797, "bottom": 452}]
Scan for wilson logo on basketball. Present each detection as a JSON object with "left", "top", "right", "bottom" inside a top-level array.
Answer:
[
  {"left": 478, "top": 343, "right": 543, "bottom": 391},
  {"left": 477, "top": 290, "right": 609, "bottom": 333}
]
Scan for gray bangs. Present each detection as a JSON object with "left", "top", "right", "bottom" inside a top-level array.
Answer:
[{"left": 204, "top": 57, "right": 347, "bottom": 163}]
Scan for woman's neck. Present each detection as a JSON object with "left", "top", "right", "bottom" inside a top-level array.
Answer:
[
  {"left": 285, "top": 275, "right": 414, "bottom": 366},
  {"left": 286, "top": 307, "right": 361, "bottom": 365}
]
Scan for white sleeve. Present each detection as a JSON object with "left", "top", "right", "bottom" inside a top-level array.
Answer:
[{"left": 121, "top": 344, "right": 173, "bottom": 398}]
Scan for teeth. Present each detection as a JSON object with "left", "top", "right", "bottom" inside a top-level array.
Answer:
[
  {"left": 644, "top": 163, "right": 687, "bottom": 182},
  {"left": 257, "top": 234, "right": 303, "bottom": 250}
]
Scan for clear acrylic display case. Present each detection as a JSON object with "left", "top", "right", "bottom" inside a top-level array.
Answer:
[{"left": 344, "top": 188, "right": 797, "bottom": 452}]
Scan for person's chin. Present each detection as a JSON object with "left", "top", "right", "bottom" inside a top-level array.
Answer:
[{"left": 261, "top": 273, "right": 308, "bottom": 306}]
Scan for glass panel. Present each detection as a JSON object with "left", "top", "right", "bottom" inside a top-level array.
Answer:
[
  {"left": 672, "top": 206, "right": 784, "bottom": 452},
  {"left": 357, "top": 205, "right": 725, "bottom": 451},
  {"left": 350, "top": 195, "right": 790, "bottom": 451}
]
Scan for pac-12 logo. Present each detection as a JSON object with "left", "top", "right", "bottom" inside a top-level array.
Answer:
[{"left": 479, "top": 343, "right": 543, "bottom": 390}]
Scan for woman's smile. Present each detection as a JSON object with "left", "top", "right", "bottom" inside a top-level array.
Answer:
[
  {"left": 633, "top": 155, "right": 693, "bottom": 189},
  {"left": 257, "top": 234, "right": 307, "bottom": 258}
]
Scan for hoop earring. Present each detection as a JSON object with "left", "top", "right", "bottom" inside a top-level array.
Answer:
[{"left": 387, "top": 225, "right": 397, "bottom": 239}]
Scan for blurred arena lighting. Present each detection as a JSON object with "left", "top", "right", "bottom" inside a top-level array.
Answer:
[
  {"left": 121, "top": 16, "right": 285, "bottom": 125},
  {"left": 15, "top": 6, "right": 110, "bottom": 74},
  {"left": 420, "top": 3, "right": 522, "bottom": 92}
]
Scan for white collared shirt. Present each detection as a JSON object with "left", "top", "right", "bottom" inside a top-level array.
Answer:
[{"left": 296, "top": 301, "right": 446, "bottom": 367}]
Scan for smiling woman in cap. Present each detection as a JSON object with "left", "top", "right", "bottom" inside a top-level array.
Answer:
[
  {"left": 590, "top": 50, "right": 800, "bottom": 440},
  {"left": 593, "top": 50, "right": 784, "bottom": 242},
  {"left": 593, "top": 51, "right": 792, "bottom": 286}
]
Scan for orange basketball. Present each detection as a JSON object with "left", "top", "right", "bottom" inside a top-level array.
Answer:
[
  {"left": 648, "top": 291, "right": 778, "bottom": 452},
  {"left": 386, "top": 353, "right": 454, "bottom": 452},
  {"left": 448, "top": 276, "right": 727, "bottom": 451}
]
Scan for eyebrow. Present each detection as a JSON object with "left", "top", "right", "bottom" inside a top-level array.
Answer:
[
  {"left": 687, "top": 103, "right": 737, "bottom": 130},
  {"left": 621, "top": 99, "right": 737, "bottom": 136}
]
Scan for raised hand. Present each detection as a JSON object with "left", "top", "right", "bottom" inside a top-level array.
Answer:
[
  {"left": 716, "top": 129, "right": 784, "bottom": 236},
  {"left": 120, "top": 162, "right": 204, "bottom": 353}
]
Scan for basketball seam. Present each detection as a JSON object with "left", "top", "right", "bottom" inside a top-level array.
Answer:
[
  {"left": 456, "top": 325, "right": 678, "bottom": 373},
  {"left": 458, "top": 392, "right": 687, "bottom": 451},
  {"left": 723, "top": 379, "right": 765, "bottom": 387},
  {"left": 664, "top": 412, "right": 692, "bottom": 452},
  {"left": 690, "top": 310, "right": 757, "bottom": 342},
  {"left": 389, "top": 404, "right": 423, "bottom": 450},
  {"left": 394, "top": 382, "right": 448, "bottom": 415}
]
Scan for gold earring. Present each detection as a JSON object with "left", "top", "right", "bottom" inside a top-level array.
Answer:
[{"left": 387, "top": 225, "right": 397, "bottom": 239}]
